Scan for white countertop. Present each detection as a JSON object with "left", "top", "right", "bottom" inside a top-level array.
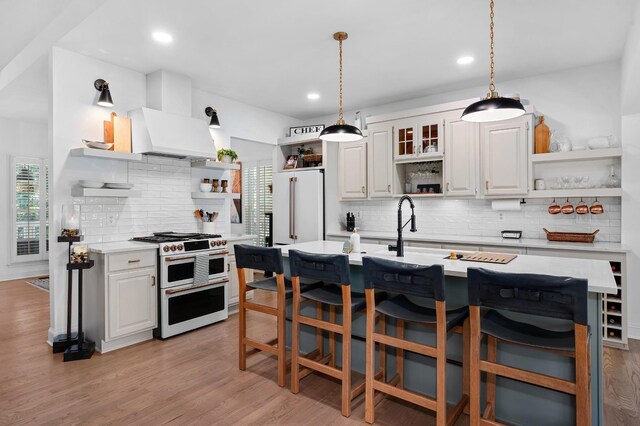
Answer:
[
  {"left": 326, "top": 230, "right": 628, "bottom": 253},
  {"left": 89, "top": 240, "right": 158, "bottom": 254},
  {"left": 280, "top": 241, "right": 617, "bottom": 294},
  {"left": 224, "top": 234, "right": 258, "bottom": 242}
]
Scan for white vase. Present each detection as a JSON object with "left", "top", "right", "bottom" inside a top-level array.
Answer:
[
  {"left": 203, "top": 221, "right": 216, "bottom": 234},
  {"left": 221, "top": 155, "right": 232, "bottom": 164}
]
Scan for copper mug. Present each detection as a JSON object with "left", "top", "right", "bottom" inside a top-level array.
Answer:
[
  {"left": 575, "top": 198, "right": 589, "bottom": 215},
  {"left": 548, "top": 198, "right": 561, "bottom": 215},
  {"left": 561, "top": 198, "right": 574, "bottom": 215},
  {"left": 590, "top": 198, "right": 604, "bottom": 215}
]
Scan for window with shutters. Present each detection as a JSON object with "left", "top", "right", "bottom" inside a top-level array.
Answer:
[
  {"left": 242, "top": 160, "right": 272, "bottom": 247},
  {"left": 11, "top": 156, "right": 49, "bottom": 263}
]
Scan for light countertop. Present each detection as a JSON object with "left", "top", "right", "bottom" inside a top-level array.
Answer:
[
  {"left": 326, "top": 230, "right": 628, "bottom": 253},
  {"left": 224, "top": 234, "right": 258, "bottom": 242},
  {"left": 280, "top": 241, "right": 617, "bottom": 294},
  {"left": 89, "top": 240, "right": 158, "bottom": 254}
]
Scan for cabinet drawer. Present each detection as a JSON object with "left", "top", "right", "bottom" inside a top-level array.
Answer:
[{"left": 108, "top": 250, "right": 156, "bottom": 273}]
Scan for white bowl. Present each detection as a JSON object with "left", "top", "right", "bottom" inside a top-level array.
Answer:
[
  {"left": 80, "top": 180, "right": 104, "bottom": 188},
  {"left": 200, "top": 183, "right": 213, "bottom": 192}
]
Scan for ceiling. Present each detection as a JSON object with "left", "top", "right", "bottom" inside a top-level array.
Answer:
[{"left": 1, "top": 0, "right": 637, "bottom": 122}]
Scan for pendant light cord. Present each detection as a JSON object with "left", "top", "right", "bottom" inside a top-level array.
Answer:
[
  {"left": 338, "top": 37, "right": 345, "bottom": 125},
  {"left": 488, "top": 0, "right": 496, "bottom": 97}
]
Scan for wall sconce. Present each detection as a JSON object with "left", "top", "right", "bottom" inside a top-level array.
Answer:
[
  {"left": 205, "top": 107, "right": 220, "bottom": 129},
  {"left": 94, "top": 79, "right": 114, "bottom": 107}
]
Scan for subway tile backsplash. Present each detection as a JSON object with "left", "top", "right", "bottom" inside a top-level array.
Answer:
[
  {"left": 338, "top": 198, "right": 621, "bottom": 242},
  {"left": 74, "top": 156, "right": 229, "bottom": 243}
]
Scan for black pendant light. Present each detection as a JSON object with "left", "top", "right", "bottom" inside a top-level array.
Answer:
[
  {"left": 319, "top": 32, "right": 363, "bottom": 142},
  {"left": 205, "top": 107, "right": 221, "bottom": 129},
  {"left": 461, "top": 0, "right": 525, "bottom": 123},
  {"left": 94, "top": 79, "right": 114, "bottom": 107}
]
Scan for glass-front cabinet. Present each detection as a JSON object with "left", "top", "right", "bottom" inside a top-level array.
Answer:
[{"left": 393, "top": 114, "right": 444, "bottom": 162}]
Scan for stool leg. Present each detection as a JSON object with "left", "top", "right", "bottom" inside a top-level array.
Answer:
[
  {"left": 435, "top": 301, "right": 446, "bottom": 426},
  {"left": 378, "top": 313, "right": 387, "bottom": 382},
  {"left": 276, "top": 274, "right": 286, "bottom": 387},
  {"left": 238, "top": 267, "right": 247, "bottom": 371},
  {"left": 365, "top": 289, "right": 375, "bottom": 424},
  {"left": 462, "top": 317, "right": 471, "bottom": 415},
  {"left": 575, "top": 324, "right": 591, "bottom": 426},
  {"left": 485, "top": 335, "right": 497, "bottom": 420},
  {"left": 397, "top": 319, "right": 405, "bottom": 389},
  {"left": 316, "top": 302, "right": 324, "bottom": 358},
  {"left": 291, "top": 277, "right": 302, "bottom": 394},
  {"left": 329, "top": 305, "right": 336, "bottom": 368},
  {"left": 341, "top": 285, "right": 352, "bottom": 417},
  {"left": 469, "top": 306, "right": 481, "bottom": 426}
]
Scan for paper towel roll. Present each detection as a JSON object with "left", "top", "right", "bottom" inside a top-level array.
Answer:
[{"left": 491, "top": 199, "right": 521, "bottom": 211}]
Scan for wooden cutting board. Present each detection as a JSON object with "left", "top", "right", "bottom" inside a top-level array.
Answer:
[
  {"left": 460, "top": 252, "right": 517, "bottom": 264},
  {"left": 534, "top": 115, "right": 550, "bottom": 154},
  {"left": 103, "top": 112, "right": 132, "bottom": 153}
]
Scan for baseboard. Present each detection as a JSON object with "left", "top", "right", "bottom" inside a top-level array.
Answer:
[
  {"left": 0, "top": 268, "right": 49, "bottom": 282},
  {"left": 628, "top": 322, "right": 640, "bottom": 340}
]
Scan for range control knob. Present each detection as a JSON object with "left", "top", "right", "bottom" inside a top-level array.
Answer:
[
  {"left": 210, "top": 241, "right": 216, "bottom": 247},
  {"left": 222, "top": 240, "right": 227, "bottom": 245},
  {"left": 163, "top": 245, "right": 170, "bottom": 252},
  {"left": 170, "top": 245, "right": 177, "bottom": 252},
  {"left": 213, "top": 240, "right": 220, "bottom": 246},
  {"left": 176, "top": 244, "right": 184, "bottom": 251}
]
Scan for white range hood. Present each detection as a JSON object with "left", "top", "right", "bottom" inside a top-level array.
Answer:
[
  {"left": 129, "top": 107, "right": 215, "bottom": 159},
  {"left": 128, "top": 70, "right": 216, "bottom": 159}
]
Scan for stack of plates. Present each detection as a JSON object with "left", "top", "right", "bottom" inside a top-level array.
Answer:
[
  {"left": 79, "top": 180, "right": 104, "bottom": 188},
  {"left": 104, "top": 183, "right": 134, "bottom": 189},
  {"left": 82, "top": 139, "right": 114, "bottom": 150}
]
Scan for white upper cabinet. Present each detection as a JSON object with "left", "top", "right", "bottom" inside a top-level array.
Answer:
[
  {"left": 367, "top": 124, "right": 394, "bottom": 197},
  {"left": 393, "top": 114, "right": 444, "bottom": 162},
  {"left": 444, "top": 118, "right": 478, "bottom": 197},
  {"left": 480, "top": 114, "right": 532, "bottom": 196},
  {"left": 339, "top": 140, "right": 368, "bottom": 199}
]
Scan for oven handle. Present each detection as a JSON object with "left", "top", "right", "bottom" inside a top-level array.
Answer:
[
  {"left": 164, "top": 251, "right": 228, "bottom": 262},
  {"left": 164, "top": 278, "right": 229, "bottom": 295}
]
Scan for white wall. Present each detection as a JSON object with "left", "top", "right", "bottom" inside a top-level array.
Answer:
[
  {"left": 621, "top": 2, "right": 640, "bottom": 339},
  {"left": 0, "top": 117, "right": 49, "bottom": 281},
  {"left": 48, "top": 48, "right": 300, "bottom": 342}
]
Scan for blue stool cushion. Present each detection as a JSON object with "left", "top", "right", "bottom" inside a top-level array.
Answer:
[
  {"left": 247, "top": 277, "right": 322, "bottom": 298},
  {"left": 481, "top": 309, "right": 578, "bottom": 351},
  {"left": 375, "top": 295, "right": 469, "bottom": 332},
  {"left": 302, "top": 283, "right": 385, "bottom": 311}
]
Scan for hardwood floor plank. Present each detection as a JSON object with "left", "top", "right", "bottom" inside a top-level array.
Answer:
[{"left": 0, "top": 278, "right": 637, "bottom": 425}]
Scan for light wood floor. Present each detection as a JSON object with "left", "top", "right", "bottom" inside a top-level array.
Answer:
[{"left": 0, "top": 278, "right": 637, "bottom": 425}]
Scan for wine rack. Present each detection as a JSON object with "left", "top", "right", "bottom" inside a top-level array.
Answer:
[{"left": 602, "top": 260, "right": 627, "bottom": 349}]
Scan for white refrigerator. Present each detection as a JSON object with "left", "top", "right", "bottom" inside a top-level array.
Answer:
[{"left": 273, "top": 170, "right": 324, "bottom": 246}]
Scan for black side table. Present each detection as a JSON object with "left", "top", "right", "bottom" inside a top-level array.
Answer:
[{"left": 53, "top": 236, "right": 96, "bottom": 362}]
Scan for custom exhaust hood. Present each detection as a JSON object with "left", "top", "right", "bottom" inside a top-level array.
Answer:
[{"left": 129, "top": 70, "right": 216, "bottom": 159}]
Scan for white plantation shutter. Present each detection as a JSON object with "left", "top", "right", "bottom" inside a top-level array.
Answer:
[
  {"left": 242, "top": 160, "right": 272, "bottom": 247},
  {"left": 11, "top": 156, "right": 49, "bottom": 262}
]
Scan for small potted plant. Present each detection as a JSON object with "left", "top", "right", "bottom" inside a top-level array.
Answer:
[{"left": 217, "top": 148, "right": 238, "bottom": 163}]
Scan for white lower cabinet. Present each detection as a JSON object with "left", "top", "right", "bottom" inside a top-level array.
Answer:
[
  {"left": 107, "top": 268, "right": 157, "bottom": 340},
  {"left": 228, "top": 255, "right": 254, "bottom": 307},
  {"left": 85, "top": 248, "right": 158, "bottom": 353}
]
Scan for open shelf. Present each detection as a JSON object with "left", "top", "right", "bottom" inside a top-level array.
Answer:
[
  {"left": 526, "top": 188, "right": 621, "bottom": 198},
  {"left": 71, "top": 188, "right": 141, "bottom": 197},
  {"left": 532, "top": 148, "right": 622, "bottom": 163},
  {"left": 191, "top": 159, "right": 240, "bottom": 170},
  {"left": 394, "top": 153, "right": 443, "bottom": 164},
  {"left": 191, "top": 192, "right": 240, "bottom": 200},
  {"left": 70, "top": 148, "right": 143, "bottom": 162}
]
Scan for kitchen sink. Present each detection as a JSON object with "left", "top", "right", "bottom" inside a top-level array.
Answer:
[{"left": 370, "top": 246, "right": 446, "bottom": 258}]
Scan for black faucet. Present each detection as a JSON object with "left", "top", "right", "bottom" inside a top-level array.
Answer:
[{"left": 395, "top": 195, "right": 417, "bottom": 257}]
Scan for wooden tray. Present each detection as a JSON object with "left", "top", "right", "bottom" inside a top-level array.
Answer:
[
  {"left": 543, "top": 228, "right": 599, "bottom": 243},
  {"left": 460, "top": 252, "right": 517, "bottom": 264}
]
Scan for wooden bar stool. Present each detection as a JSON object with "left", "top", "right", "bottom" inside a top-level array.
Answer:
[
  {"left": 289, "top": 250, "right": 381, "bottom": 417},
  {"left": 467, "top": 268, "right": 590, "bottom": 425},
  {"left": 362, "top": 256, "right": 470, "bottom": 426},
  {"left": 235, "top": 244, "right": 320, "bottom": 387}
]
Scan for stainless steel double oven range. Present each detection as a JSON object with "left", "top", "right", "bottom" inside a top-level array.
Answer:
[{"left": 131, "top": 232, "right": 229, "bottom": 338}]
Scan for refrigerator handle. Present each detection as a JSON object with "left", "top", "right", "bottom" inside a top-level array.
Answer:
[{"left": 291, "top": 177, "right": 297, "bottom": 240}]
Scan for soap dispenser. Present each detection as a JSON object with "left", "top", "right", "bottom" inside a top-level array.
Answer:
[{"left": 350, "top": 227, "right": 361, "bottom": 253}]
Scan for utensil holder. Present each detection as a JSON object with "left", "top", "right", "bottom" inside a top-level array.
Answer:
[{"left": 203, "top": 222, "right": 216, "bottom": 234}]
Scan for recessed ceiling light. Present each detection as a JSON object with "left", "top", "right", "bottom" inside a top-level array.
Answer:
[
  {"left": 152, "top": 31, "right": 173, "bottom": 44},
  {"left": 457, "top": 56, "right": 474, "bottom": 65},
  {"left": 307, "top": 93, "right": 320, "bottom": 100}
]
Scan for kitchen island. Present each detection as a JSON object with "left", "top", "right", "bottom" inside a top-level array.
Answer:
[{"left": 278, "top": 240, "right": 616, "bottom": 425}]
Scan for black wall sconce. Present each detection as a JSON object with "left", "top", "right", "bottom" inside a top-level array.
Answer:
[
  {"left": 94, "top": 79, "right": 114, "bottom": 107},
  {"left": 205, "top": 107, "right": 220, "bottom": 129}
]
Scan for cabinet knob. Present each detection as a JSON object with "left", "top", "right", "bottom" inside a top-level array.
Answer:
[
  {"left": 151, "top": 276, "right": 156, "bottom": 286},
  {"left": 361, "top": 186, "right": 365, "bottom": 194},
  {"left": 387, "top": 184, "right": 391, "bottom": 193},
  {"left": 485, "top": 180, "right": 489, "bottom": 190},
  {"left": 128, "top": 259, "right": 141, "bottom": 264},
  {"left": 446, "top": 182, "right": 450, "bottom": 192}
]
